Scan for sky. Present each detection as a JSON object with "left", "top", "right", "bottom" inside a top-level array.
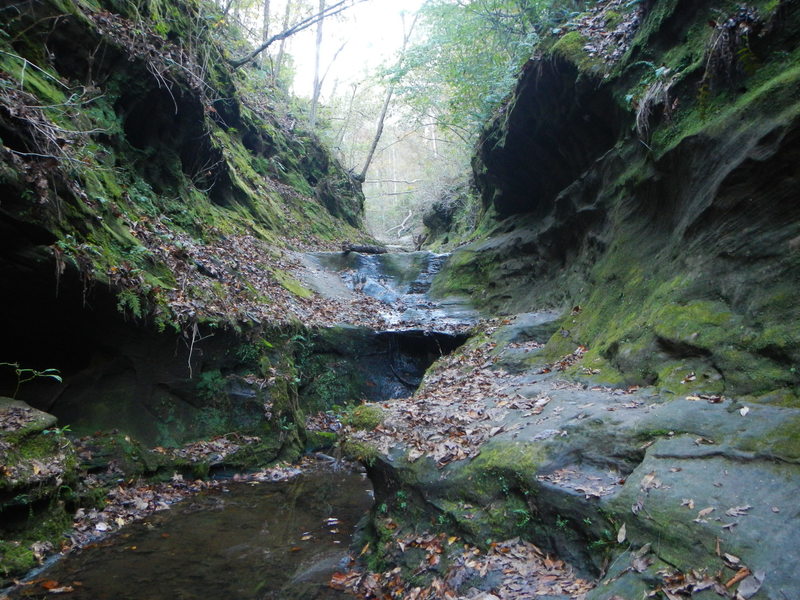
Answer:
[{"left": 285, "top": 0, "right": 425, "bottom": 99}]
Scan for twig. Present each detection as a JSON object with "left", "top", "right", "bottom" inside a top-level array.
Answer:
[{"left": 0, "top": 50, "right": 69, "bottom": 89}]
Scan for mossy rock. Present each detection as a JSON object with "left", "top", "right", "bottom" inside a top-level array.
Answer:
[
  {"left": 345, "top": 404, "right": 385, "bottom": 431},
  {"left": 549, "top": 31, "right": 605, "bottom": 74}
]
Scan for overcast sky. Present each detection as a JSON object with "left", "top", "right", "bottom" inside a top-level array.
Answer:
[{"left": 286, "top": 0, "right": 425, "bottom": 98}]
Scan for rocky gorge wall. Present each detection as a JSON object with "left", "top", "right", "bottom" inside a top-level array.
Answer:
[
  {"left": 337, "top": 2, "right": 800, "bottom": 598},
  {"left": 433, "top": 0, "right": 800, "bottom": 403},
  {"left": 0, "top": 0, "right": 378, "bottom": 581}
]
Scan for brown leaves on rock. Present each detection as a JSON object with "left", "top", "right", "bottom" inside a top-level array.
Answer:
[
  {"left": 647, "top": 564, "right": 766, "bottom": 600},
  {"left": 555, "top": 0, "right": 644, "bottom": 65},
  {"left": 0, "top": 405, "right": 38, "bottom": 433},
  {"left": 536, "top": 466, "right": 621, "bottom": 499},
  {"left": 69, "top": 477, "right": 219, "bottom": 547},
  {"left": 350, "top": 336, "right": 518, "bottom": 466},
  {"left": 153, "top": 433, "right": 261, "bottom": 464},
  {"left": 125, "top": 216, "right": 391, "bottom": 329},
  {"left": 538, "top": 346, "right": 587, "bottom": 374},
  {"left": 332, "top": 537, "right": 593, "bottom": 599}
]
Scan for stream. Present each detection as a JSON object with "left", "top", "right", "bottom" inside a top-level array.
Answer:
[
  {"left": 6, "top": 251, "right": 466, "bottom": 599},
  {"left": 300, "top": 250, "right": 479, "bottom": 330},
  {"left": 9, "top": 468, "right": 373, "bottom": 600}
]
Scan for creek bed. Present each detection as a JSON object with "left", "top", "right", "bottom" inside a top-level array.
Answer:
[{"left": 8, "top": 468, "right": 373, "bottom": 600}]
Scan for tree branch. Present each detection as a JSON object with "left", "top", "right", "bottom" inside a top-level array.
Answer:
[{"left": 228, "top": 0, "right": 364, "bottom": 69}]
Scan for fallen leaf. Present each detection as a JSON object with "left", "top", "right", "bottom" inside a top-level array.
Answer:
[
  {"left": 723, "top": 552, "right": 741, "bottom": 565},
  {"left": 631, "top": 498, "right": 644, "bottom": 515},
  {"left": 697, "top": 507, "right": 715, "bottom": 518},
  {"left": 47, "top": 586, "right": 75, "bottom": 594},
  {"left": 725, "top": 505, "right": 752, "bottom": 517},
  {"left": 617, "top": 523, "right": 627, "bottom": 544}
]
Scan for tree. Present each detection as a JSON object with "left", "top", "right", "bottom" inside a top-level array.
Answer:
[
  {"left": 259, "top": 0, "right": 271, "bottom": 67},
  {"left": 273, "top": 0, "right": 294, "bottom": 83},
  {"left": 308, "top": 0, "right": 325, "bottom": 128},
  {"left": 228, "top": 0, "right": 364, "bottom": 69},
  {"left": 392, "top": 0, "right": 549, "bottom": 138},
  {"left": 356, "top": 13, "right": 418, "bottom": 182}
]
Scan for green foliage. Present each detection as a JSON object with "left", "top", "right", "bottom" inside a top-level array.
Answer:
[
  {"left": 196, "top": 369, "right": 227, "bottom": 402},
  {"left": 235, "top": 338, "right": 273, "bottom": 363},
  {"left": 116, "top": 289, "right": 144, "bottom": 319},
  {"left": 394, "top": 0, "right": 543, "bottom": 136},
  {"left": 0, "top": 362, "right": 62, "bottom": 398},
  {"left": 42, "top": 424, "right": 72, "bottom": 436}
]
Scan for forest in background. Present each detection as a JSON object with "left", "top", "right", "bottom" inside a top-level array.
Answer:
[{"left": 216, "top": 0, "right": 590, "bottom": 244}]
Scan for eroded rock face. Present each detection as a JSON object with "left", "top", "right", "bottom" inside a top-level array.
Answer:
[
  {"left": 434, "top": 0, "right": 800, "bottom": 401},
  {"left": 377, "top": 1, "right": 800, "bottom": 598},
  {"left": 0, "top": 398, "right": 77, "bottom": 584},
  {"left": 473, "top": 56, "right": 626, "bottom": 217}
]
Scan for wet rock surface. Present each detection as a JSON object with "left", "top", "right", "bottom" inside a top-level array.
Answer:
[
  {"left": 349, "top": 316, "right": 800, "bottom": 599},
  {"left": 299, "top": 251, "right": 480, "bottom": 333}
]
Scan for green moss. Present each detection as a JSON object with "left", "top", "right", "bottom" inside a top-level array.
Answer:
[
  {"left": 0, "top": 502, "right": 72, "bottom": 584},
  {"left": 549, "top": 32, "right": 605, "bottom": 74},
  {"left": 737, "top": 416, "right": 800, "bottom": 460},
  {"left": 271, "top": 269, "right": 314, "bottom": 299},
  {"left": 305, "top": 430, "right": 336, "bottom": 452},
  {"left": 654, "top": 51, "right": 800, "bottom": 154},
  {"left": 341, "top": 439, "right": 379, "bottom": 466},
  {"left": 345, "top": 404, "right": 385, "bottom": 431},
  {"left": 604, "top": 10, "right": 624, "bottom": 29}
]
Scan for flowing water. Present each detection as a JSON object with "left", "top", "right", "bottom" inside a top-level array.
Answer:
[
  {"left": 304, "top": 251, "right": 479, "bottom": 329},
  {"left": 9, "top": 468, "right": 373, "bottom": 600}
]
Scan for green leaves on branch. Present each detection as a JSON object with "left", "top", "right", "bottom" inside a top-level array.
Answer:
[{"left": 0, "top": 362, "right": 62, "bottom": 398}]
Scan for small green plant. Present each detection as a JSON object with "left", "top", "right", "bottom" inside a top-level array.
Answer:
[
  {"left": 512, "top": 508, "right": 532, "bottom": 528},
  {"left": 116, "top": 289, "right": 143, "bottom": 319},
  {"left": 42, "top": 424, "right": 71, "bottom": 436},
  {"left": 555, "top": 515, "right": 569, "bottom": 530},
  {"left": 589, "top": 528, "right": 616, "bottom": 550},
  {"left": 197, "top": 369, "right": 227, "bottom": 402},
  {"left": 395, "top": 490, "right": 408, "bottom": 510},
  {"left": 0, "top": 362, "right": 62, "bottom": 398}
]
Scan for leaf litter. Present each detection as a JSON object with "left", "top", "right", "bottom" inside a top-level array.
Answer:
[{"left": 331, "top": 536, "right": 594, "bottom": 599}]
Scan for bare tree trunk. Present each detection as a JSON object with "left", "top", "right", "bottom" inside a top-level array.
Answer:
[
  {"left": 356, "top": 85, "right": 393, "bottom": 182},
  {"left": 356, "top": 14, "right": 417, "bottom": 182},
  {"left": 259, "top": 0, "right": 271, "bottom": 67},
  {"left": 309, "top": 0, "right": 325, "bottom": 128},
  {"left": 335, "top": 81, "right": 358, "bottom": 149},
  {"left": 273, "top": 0, "right": 293, "bottom": 83}
]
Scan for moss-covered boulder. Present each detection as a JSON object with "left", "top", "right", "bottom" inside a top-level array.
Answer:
[{"left": 0, "top": 398, "right": 78, "bottom": 585}]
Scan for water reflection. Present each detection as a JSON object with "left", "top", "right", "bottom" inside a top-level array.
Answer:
[{"left": 11, "top": 469, "right": 373, "bottom": 600}]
